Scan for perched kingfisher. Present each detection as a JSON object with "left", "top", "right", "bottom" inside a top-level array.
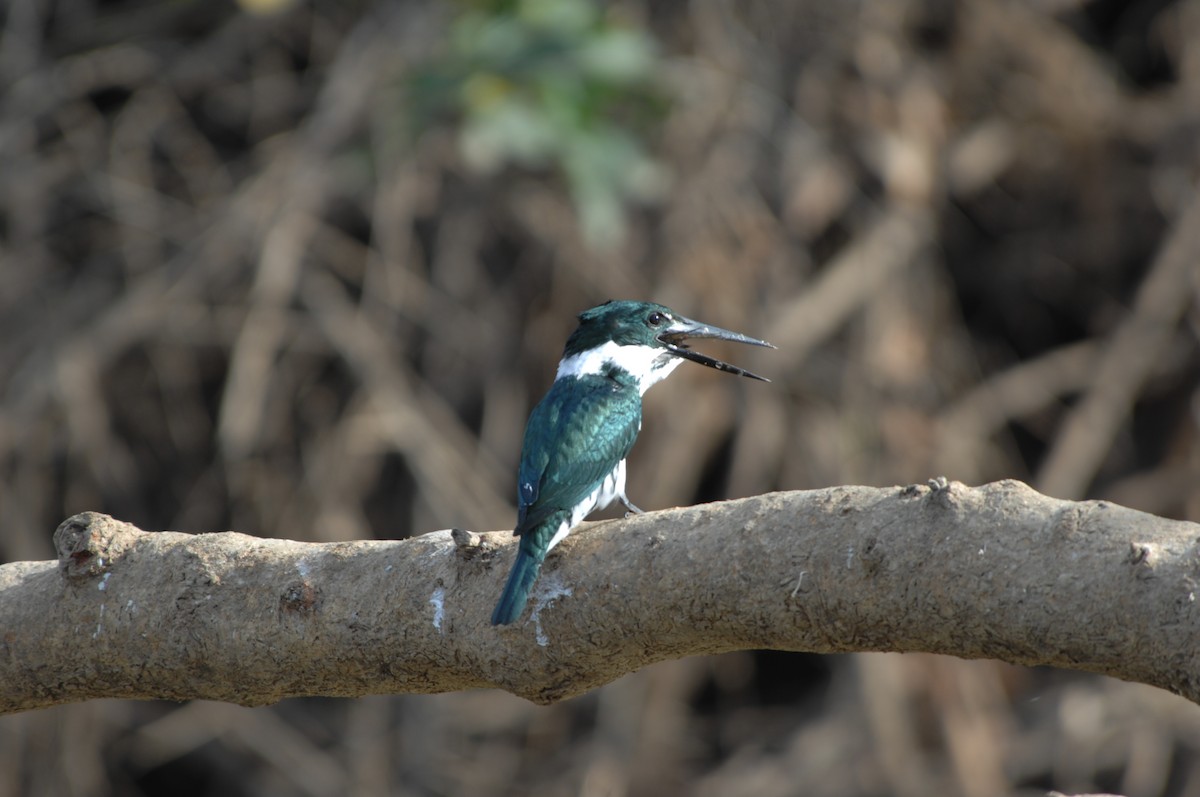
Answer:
[{"left": 491, "top": 300, "right": 775, "bottom": 626}]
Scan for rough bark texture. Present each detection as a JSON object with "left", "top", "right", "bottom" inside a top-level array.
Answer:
[{"left": 2, "top": 479, "right": 1198, "bottom": 715}]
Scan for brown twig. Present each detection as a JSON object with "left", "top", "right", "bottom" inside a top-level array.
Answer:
[{"left": 1037, "top": 191, "right": 1200, "bottom": 499}]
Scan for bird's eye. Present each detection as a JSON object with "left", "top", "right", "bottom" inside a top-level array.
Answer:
[{"left": 647, "top": 312, "right": 666, "bottom": 327}]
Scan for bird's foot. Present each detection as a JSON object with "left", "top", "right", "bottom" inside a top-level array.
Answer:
[{"left": 620, "top": 497, "right": 645, "bottom": 517}]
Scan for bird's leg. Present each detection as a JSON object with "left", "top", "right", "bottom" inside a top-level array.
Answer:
[{"left": 620, "top": 495, "right": 645, "bottom": 517}]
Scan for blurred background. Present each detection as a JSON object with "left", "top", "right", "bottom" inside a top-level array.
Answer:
[{"left": 2, "top": 0, "right": 1200, "bottom": 794}]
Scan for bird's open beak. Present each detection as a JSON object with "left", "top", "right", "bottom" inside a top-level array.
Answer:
[{"left": 657, "top": 315, "right": 776, "bottom": 382}]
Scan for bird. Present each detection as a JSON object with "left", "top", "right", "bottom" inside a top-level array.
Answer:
[{"left": 491, "top": 299, "right": 775, "bottom": 626}]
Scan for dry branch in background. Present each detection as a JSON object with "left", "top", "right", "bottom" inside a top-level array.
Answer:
[
  {"left": 2, "top": 479, "right": 1197, "bottom": 715},
  {"left": 1036, "top": 191, "right": 1200, "bottom": 501}
]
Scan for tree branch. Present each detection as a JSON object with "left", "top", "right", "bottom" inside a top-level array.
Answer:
[{"left": 2, "top": 480, "right": 1198, "bottom": 715}]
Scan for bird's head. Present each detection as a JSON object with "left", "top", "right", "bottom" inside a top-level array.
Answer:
[{"left": 558, "top": 300, "right": 775, "bottom": 392}]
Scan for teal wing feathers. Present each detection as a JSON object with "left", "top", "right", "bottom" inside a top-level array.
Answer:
[{"left": 515, "top": 373, "right": 642, "bottom": 537}]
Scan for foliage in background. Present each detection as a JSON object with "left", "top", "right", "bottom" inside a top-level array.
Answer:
[{"left": 408, "top": 0, "right": 670, "bottom": 248}]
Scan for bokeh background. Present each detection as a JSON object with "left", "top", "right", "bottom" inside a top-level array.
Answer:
[{"left": 3, "top": 0, "right": 1200, "bottom": 794}]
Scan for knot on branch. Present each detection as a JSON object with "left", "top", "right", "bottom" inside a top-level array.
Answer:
[
  {"left": 280, "top": 580, "right": 323, "bottom": 615},
  {"left": 451, "top": 527, "right": 488, "bottom": 559},
  {"left": 54, "top": 512, "right": 136, "bottom": 580}
]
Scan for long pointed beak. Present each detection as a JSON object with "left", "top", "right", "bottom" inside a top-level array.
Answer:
[{"left": 657, "top": 315, "right": 776, "bottom": 382}]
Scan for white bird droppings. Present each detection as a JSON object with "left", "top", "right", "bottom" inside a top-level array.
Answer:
[
  {"left": 92, "top": 603, "right": 106, "bottom": 639},
  {"left": 530, "top": 574, "right": 573, "bottom": 647},
  {"left": 430, "top": 587, "right": 445, "bottom": 631}
]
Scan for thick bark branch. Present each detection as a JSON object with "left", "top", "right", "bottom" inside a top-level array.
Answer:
[{"left": 2, "top": 480, "right": 1198, "bottom": 714}]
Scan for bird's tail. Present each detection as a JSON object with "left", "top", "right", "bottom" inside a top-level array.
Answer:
[{"left": 491, "top": 544, "right": 543, "bottom": 626}]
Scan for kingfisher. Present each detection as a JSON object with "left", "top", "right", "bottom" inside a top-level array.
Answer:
[{"left": 491, "top": 300, "right": 775, "bottom": 626}]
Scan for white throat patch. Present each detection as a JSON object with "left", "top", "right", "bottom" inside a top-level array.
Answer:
[{"left": 556, "top": 341, "right": 682, "bottom": 395}]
